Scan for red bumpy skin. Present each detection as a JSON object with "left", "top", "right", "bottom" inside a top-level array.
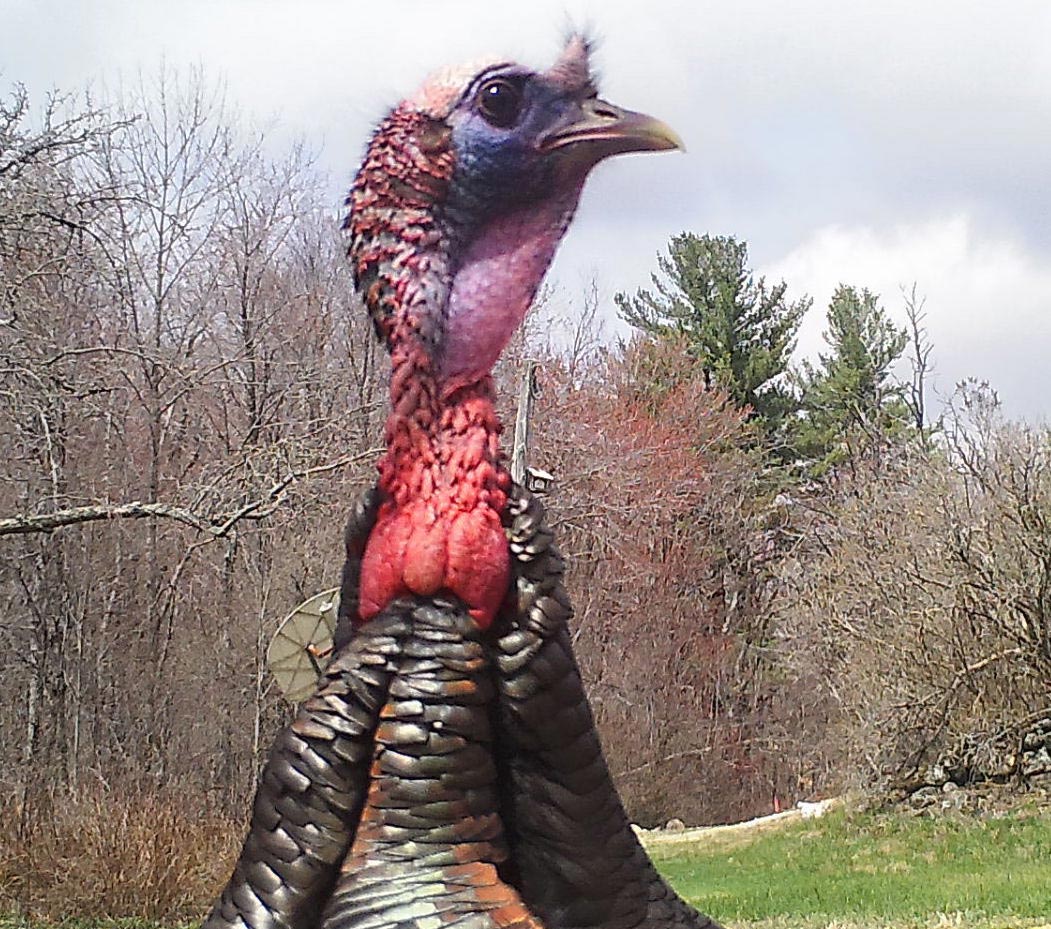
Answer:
[{"left": 357, "top": 379, "right": 511, "bottom": 628}]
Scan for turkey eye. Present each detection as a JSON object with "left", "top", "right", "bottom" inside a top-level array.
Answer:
[{"left": 477, "top": 79, "right": 522, "bottom": 128}]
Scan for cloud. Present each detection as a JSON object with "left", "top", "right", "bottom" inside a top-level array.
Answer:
[
  {"left": 3, "top": 1, "right": 1050, "bottom": 419},
  {"left": 767, "top": 214, "right": 1051, "bottom": 422}
]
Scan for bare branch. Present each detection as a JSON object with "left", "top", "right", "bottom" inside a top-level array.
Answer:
[
  {"left": 0, "top": 501, "right": 209, "bottom": 536},
  {"left": 0, "top": 450, "right": 380, "bottom": 539}
]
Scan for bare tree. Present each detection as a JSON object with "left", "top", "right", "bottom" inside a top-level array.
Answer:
[
  {"left": 902, "top": 282, "right": 934, "bottom": 436},
  {"left": 773, "top": 384, "right": 1051, "bottom": 791},
  {"left": 0, "top": 73, "right": 383, "bottom": 810}
]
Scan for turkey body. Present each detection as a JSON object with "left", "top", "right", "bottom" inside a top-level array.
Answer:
[
  {"left": 207, "top": 589, "right": 540, "bottom": 929},
  {"left": 493, "top": 491, "right": 718, "bottom": 929},
  {"left": 207, "top": 489, "right": 720, "bottom": 929},
  {"left": 319, "top": 597, "right": 540, "bottom": 929}
]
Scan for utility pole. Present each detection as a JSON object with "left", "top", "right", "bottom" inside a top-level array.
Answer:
[{"left": 511, "top": 360, "right": 539, "bottom": 487}]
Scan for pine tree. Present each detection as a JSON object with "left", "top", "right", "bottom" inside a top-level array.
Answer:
[
  {"left": 615, "top": 233, "right": 809, "bottom": 442},
  {"left": 793, "top": 285, "right": 910, "bottom": 476}
]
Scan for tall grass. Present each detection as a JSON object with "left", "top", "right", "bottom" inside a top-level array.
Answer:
[
  {"left": 0, "top": 789, "right": 240, "bottom": 922},
  {"left": 3, "top": 791, "right": 1050, "bottom": 929}
]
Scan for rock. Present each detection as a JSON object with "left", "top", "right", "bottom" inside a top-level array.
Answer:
[
  {"left": 797, "top": 799, "right": 835, "bottom": 819},
  {"left": 664, "top": 817, "right": 686, "bottom": 832},
  {"left": 908, "top": 786, "right": 940, "bottom": 810},
  {"left": 928, "top": 763, "right": 949, "bottom": 786},
  {"left": 1022, "top": 746, "right": 1051, "bottom": 777},
  {"left": 941, "top": 788, "right": 966, "bottom": 811}
]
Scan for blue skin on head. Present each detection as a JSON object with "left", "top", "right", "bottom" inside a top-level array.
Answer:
[
  {"left": 444, "top": 69, "right": 583, "bottom": 237},
  {"left": 437, "top": 70, "right": 592, "bottom": 388}
]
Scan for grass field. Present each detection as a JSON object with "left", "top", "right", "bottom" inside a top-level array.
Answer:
[
  {"left": 1, "top": 803, "right": 1049, "bottom": 929},
  {"left": 648, "top": 804, "right": 1051, "bottom": 928}
]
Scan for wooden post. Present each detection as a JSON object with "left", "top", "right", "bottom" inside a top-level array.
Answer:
[{"left": 511, "top": 360, "right": 539, "bottom": 487}]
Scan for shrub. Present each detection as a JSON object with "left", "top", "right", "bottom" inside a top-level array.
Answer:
[{"left": 0, "top": 787, "right": 239, "bottom": 921}]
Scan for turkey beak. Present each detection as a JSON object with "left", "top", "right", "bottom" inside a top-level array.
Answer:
[{"left": 539, "top": 97, "right": 685, "bottom": 158}]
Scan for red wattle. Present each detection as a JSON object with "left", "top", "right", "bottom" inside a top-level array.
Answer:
[{"left": 358, "top": 499, "right": 510, "bottom": 629}]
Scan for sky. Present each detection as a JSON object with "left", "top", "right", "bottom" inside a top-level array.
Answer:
[{"left": 3, "top": 0, "right": 1050, "bottom": 420}]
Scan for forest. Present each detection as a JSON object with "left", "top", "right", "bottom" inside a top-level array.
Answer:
[{"left": 2, "top": 74, "right": 1050, "bottom": 918}]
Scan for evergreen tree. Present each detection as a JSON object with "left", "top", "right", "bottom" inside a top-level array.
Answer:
[
  {"left": 793, "top": 285, "right": 910, "bottom": 476},
  {"left": 615, "top": 233, "right": 809, "bottom": 441}
]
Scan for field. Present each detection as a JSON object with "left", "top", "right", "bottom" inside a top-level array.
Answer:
[
  {"left": 648, "top": 804, "right": 1051, "bottom": 928},
  {"left": 1, "top": 802, "right": 1048, "bottom": 929}
]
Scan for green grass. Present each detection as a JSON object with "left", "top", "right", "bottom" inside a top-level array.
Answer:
[
  {"left": 650, "top": 806, "right": 1051, "bottom": 928},
  {"left": 2, "top": 806, "right": 1049, "bottom": 929}
]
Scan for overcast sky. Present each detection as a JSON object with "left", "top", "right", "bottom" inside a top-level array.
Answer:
[{"left": 4, "top": 0, "right": 1050, "bottom": 420}]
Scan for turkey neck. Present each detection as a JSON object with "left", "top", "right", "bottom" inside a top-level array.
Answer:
[
  {"left": 380, "top": 351, "right": 506, "bottom": 516},
  {"left": 347, "top": 102, "right": 584, "bottom": 630},
  {"left": 365, "top": 345, "right": 512, "bottom": 628},
  {"left": 346, "top": 104, "right": 512, "bottom": 629}
]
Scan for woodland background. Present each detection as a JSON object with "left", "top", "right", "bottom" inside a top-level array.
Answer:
[{"left": 2, "top": 76, "right": 1050, "bottom": 918}]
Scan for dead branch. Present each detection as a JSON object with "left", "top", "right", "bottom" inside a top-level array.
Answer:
[{"left": 0, "top": 450, "right": 380, "bottom": 539}]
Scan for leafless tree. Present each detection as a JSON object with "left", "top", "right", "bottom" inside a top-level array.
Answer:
[
  {"left": 0, "top": 73, "right": 383, "bottom": 812},
  {"left": 773, "top": 385, "right": 1051, "bottom": 791},
  {"left": 902, "top": 282, "right": 934, "bottom": 436}
]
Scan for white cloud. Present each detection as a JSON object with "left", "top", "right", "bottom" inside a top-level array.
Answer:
[
  {"left": 767, "top": 215, "right": 1051, "bottom": 422},
  {"left": 3, "top": 0, "right": 1050, "bottom": 419}
]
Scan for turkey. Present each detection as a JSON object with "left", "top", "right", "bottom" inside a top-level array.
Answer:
[{"left": 206, "top": 35, "right": 721, "bottom": 929}]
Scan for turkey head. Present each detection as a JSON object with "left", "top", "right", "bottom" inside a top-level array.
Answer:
[{"left": 345, "top": 35, "right": 681, "bottom": 630}]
